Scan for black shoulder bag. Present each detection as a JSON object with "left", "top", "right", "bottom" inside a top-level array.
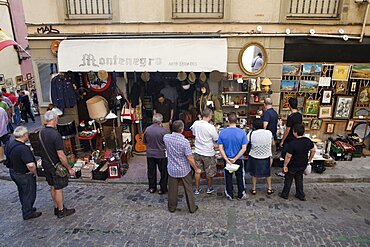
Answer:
[
  {"left": 244, "top": 130, "right": 253, "bottom": 157},
  {"left": 38, "top": 130, "right": 70, "bottom": 177}
]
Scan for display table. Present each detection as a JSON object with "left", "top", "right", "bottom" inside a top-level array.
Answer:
[{"left": 78, "top": 131, "right": 97, "bottom": 151}]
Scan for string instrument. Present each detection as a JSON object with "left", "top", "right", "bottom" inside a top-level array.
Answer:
[{"left": 134, "top": 120, "right": 146, "bottom": 152}]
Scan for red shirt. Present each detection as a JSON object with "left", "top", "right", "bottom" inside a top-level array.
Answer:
[
  {"left": 8, "top": 94, "right": 17, "bottom": 105},
  {"left": 2, "top": 92, "right": 11, "bottom": 98}
]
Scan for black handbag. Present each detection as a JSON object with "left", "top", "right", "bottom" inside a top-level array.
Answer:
[{"left": 244, "top": 130, "right": 253, "bottom": 156}]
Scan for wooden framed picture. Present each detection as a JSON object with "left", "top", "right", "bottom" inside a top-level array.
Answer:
[
  {"left": 280, "top": 80, "right": 298, "bottom": 92},
  {"left": 108, "top": 164, "right": 120, "bottom": 178},
  {"left": 5, "top": 78, "right": 13, "bottom": 87},
  {"left": 335, "top": 81, "right": 348, "bottom": 95},
  {"left": 297, "top": 96, "right": 305, "bottom": 113},
  {"left": 325, "top": 123, "right": 336, "bottom": 134},
  {"left": 310, "top": 119, "right": 323, "bottom": 130},
  {"left": 346, "top": 120, "right": 355, "bottom": 132},
  {"left": 318, "top": 77, "right": 331, "bottom": 87},
  {"left": 302, "top": 64, "right": 322, "bottom": 76},
  {"left": 318, "top": 106, "right": 333, "bottom": 119},
  {"left": 299, "top": 80, "right": 319, "bottom": 94},
  {"left": 350, "top": 82, "right": 357, "bottom": 92},
  {"left": 351, "top": 65, "right": 370, "bottom": 79},
  {"left": 0, "top": 74, "right": 4, "bottom": 85},
  {"left": 281, "top": 94, "right": 294, "bottom": 110},
  {"left": 332, "top": 65, "right": 350, "bottom": 81},
  {"left": 302, "top": 120, "right": 311, "bottom": 130},
  {"left": 15, "top": 75, "right": 23, "bottom": 85},
  {"left": 334, "top": 96, "right": 354, "bottom": 119},
  {"left": 357, "top": 87, "right": 370, "bottom": 106},
  {"left": 321, "top": 89, "right": 333, "bottom": 104},
  {"left": 304, "top": 100, "right": 320, "bottom": 116},
  {"left": 353, "top": 107, "right": 370, "bottom": 118},
  {"left": 282, "top": 64, "right": 301, "bottom": 76}
]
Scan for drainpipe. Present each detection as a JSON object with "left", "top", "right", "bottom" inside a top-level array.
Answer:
[{"left": 360, "top": 1, "right": 370, "bottom": 42}]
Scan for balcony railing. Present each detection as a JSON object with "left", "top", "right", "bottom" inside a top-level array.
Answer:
[
  {"left": 288, "top": 0, "right": 341, "bottom": 18},
  {"left": 66, "top": 0, "right": 112, "bottom": 19},
  {"left": 172, "top": 0, "right": 224, "bottom": 19}
]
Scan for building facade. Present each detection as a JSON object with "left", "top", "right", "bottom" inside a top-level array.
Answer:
[{"left": 22, "top": 0, "right": 370, "bottom": 138}]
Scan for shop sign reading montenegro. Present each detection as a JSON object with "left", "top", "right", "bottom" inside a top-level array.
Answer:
[{"left": 58, "top": 39, "right": 227, "bottom": 72}]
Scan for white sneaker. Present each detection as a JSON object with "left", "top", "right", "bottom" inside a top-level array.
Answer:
[
  {"left": 193, "top": 188, "right": 202, "bottom": 195},
  {"left": 237, "top": 191, "right": 248, "bottom": 200},
  {"left": 225, "top": 190, "right": 233, "bottom": 200},
  {"left": 206, "top": 187, "right": 215, "bottom": 194}
]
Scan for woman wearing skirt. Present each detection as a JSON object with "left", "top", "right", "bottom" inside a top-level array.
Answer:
[{"left": 247, "top": 118, "right": 274, "bottom": 195}]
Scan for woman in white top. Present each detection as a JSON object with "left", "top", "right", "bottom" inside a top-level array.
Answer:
[{"left": 247, "top": 118, "right": 274, "bottom": 195}]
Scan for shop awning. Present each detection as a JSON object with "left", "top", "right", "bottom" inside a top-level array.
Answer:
[{"left": 58, "top": 38, "right": 227, "bottom": 72}]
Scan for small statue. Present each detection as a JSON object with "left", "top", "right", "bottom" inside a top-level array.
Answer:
[
  {"left": 256, "top": 77, "right": 261, "bottom": 91},
  {"left": 250, "top": 79, "right": 256, "bottom": 91}
]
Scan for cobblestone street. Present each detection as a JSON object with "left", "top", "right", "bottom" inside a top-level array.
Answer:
[{"left": 0, "top": 180, "right": 369, "bottom": 247}]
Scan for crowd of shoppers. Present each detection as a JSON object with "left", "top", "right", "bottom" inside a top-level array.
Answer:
[{"left": 4, "top": 95, "right": 314, "bottom": 218}]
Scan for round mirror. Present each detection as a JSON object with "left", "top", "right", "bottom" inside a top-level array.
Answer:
[{"left": 238, "top": 42, "right": 267, "bottom": 76}]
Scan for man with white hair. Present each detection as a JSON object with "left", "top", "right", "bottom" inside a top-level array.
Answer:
[
  {"left": 143, "top": 113, "right": 168, "bottom": 194},
  {"left": 6, "top": 126, "right": 41, "bottom": 220},
  {"left": 39, "top": 111, "right": 75, "bottom": 218}
]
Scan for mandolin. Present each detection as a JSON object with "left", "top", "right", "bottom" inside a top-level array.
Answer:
[{"left": 134, "top": 120, "right": 146, "bottom": 152}]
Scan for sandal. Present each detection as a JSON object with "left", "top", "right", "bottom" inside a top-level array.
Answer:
[
  {"left": 249, "top": 189, "right": 257, "bottom": 195},
  {"left": 267, "top": 189, "right": 274, "bottom": 195}
]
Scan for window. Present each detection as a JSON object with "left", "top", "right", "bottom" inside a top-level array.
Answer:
[
  {"left": 288, "top": 0, "right": 341, "bottom": 18},
  {"left": 66, "top": 0, "right": 112, "bottom": 19},
  {"left": 172, "top": 0, "right": 224, "bottom": 19}
]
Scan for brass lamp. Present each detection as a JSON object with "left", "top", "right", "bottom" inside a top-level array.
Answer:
[{"left": 261, "top": 77, "right": 272, "bottom": 92}]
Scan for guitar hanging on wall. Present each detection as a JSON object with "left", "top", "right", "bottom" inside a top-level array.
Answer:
[{"left": 134, "top": 119, "right": 146, "bottom": 153}]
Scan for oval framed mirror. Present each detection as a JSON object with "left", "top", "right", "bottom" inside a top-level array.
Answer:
[{"left": 238, "top": 42, "right": 267, "bottom": 76}]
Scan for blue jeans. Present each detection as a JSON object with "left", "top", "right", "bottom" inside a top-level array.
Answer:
[
  {"left": 13, "top": 106, "right": 21, "bottom": 125},
  {"left": 224, "top": 159, "right": 245, "bottom": 199},
  {"left": 9, "top": 169, "right": 37, "bottom": 219}
]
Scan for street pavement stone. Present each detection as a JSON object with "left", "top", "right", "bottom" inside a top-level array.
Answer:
[{"left": 0, "top": 180, "right": 369, "bottom": 246}]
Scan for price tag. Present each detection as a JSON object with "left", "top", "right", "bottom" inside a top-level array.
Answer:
[
  {"left": 234, "top": 105, "right": 240, "bottom": 109},
  {"left": 337, "top": 153, "right": 342, "bottom": 157},
  {"left": 359, "top": 115, "right": 364, "bottom": 119}
]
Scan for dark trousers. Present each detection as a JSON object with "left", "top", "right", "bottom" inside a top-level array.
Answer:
[
  {"left": 281, "top": 170, "right": 305, "bottom": 199},
  {"left": 9, "top": 169, "right": 37, "bottom": 219},
  {"left": 147, "top": 157, "right": 168, "bottom": 192},
  {"left": 224, "top": 159, "right": 245, "bottom": 199},
  {"left": 21, "top": 106, "right": 35, "bottom": 123},
  {"left": 168, "top": 172, "right": 196, "bottom": 213}
]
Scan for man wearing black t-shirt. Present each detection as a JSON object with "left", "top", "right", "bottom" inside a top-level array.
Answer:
[
  {"left": 153, "top": 94, "right": 173, "bottom": 133},
  {"left": 7, "top": 126, "right": 42, "bottom": 220},
  {"left": 40, "top": 111, "right": 76, "bottom": 218},
  {"left": 276, "top": 98, "right": 302, "bottom": 177},
  {"left": 279, "top": 124, "right": 315, "bottom": 201}
]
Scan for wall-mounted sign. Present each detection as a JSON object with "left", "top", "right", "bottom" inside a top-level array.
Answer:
[{"left": 58, "top": 39, "right": 227, "bottom": 72}]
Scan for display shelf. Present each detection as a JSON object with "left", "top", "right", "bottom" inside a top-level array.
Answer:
[
  {"left": 222, "top": 104, "right": 248, "bottom": 107},
  {"left": 249, "top": 102, "right": 264, "bottom": 105},
  {"left": 223, "top": 116, "right": 248, "bottom": 119},
  {"left": 250, "top": 91, "right": 267, "bottom": 94},
  {"left": 221, "top": 91, "right": 249, "bottom": 94}
]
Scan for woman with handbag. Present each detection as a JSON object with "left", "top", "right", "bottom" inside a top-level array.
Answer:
[{"left": 247, "top": 118, "right": 274, "bottom": 195}]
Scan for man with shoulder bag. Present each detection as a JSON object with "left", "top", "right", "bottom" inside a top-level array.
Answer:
[
  {"left": 6, "top": 126, "right": 42, "bottom": 220},
  {"left": 39, "top": 111, "right": 76, "bottom": 218}
]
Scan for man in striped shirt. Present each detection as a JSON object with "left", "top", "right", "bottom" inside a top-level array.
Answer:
[{"left": 164, "top": 120, "right": 201, "bottom": 213}]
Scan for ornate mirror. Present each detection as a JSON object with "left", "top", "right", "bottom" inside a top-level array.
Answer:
[{"left": 238, "top": 42, "right": 267, "bottom": 76}]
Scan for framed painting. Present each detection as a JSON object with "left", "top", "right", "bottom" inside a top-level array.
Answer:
[
  {"left": 280, "top": 80, "right": 298, "bottom": 92},
  {"left": 282, "top": 64, "right": 301, "bottom": 76},
  {"left": 350, "top": 82, "right": 357, "bottom": 92},
  {"left": 357, "top": 87, "right": 370, "bottom": 106},
  {"left": 0, "top": 74, "right": 4, "bottom": 85},
  {"left": 351, "top": 65, "right": 370, "bottom": 79},
  {"left": 346, "top": 120, "right": 355, "bottom": 132},
  {"left": 332, "top": 65, "right": 350, "bottom": 81},
  {"left": 321, "top": 89, "right": 333, "bottom": 104},
  {"left": 15, "top": 75, "right": 23, "bottom": 85},
  {"left": 310, "top": 119, "right": 323, "bottom": 130},
  {"left": 335, "top": 81, "right": 348, "bottom": 95},
  {"left": 297, "top": 96, "right": 305, "bottom": 113},
  {"left": 334, "top": 96, "right": 354, "bottom": 119},
  {"left": 302, "top": 119, "right": 311, "bottom": 130},
  {"left": 304, "top": 100, "right": 320, "bottom": 116},
  {"left": 5, "top": 78, "right": 13, "bottom": 87},
  {"left": 325, "top": 123, "right": 336, "bottom": 134},
  {"left": 108, "top": 164, "right": 120, "bottom": 179},
  {"left": 318, "top": 77, "right": 331, "bottom": 87},
  {"left": 353, "top": 107, "right": 370, "bottom": 118},
  {"left": 318, "top": 106, "right": 333, "bottom": 119},
  {"left": 299, "top": 80, "right": 319, "bottom": 94},
  {"left": 302, "top": 64, "right": 322, "bottom": 76},
  {"left": 282, "top": 94, "right": 294, "bottom": 110}
]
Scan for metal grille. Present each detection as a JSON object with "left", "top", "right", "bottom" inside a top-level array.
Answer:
[
  {"left": 289, "top": 0, "right": 341, "bottom": 18},
  {"left": 66, "top": 0, "right": 111, "bottom": 18},
  {"left": 173, "top": 0, "right": 224, "bottom": 18}
]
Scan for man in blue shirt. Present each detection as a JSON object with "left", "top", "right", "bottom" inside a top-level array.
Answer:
[
  {"left": 218, "top": 112, "right": 248, "bottom": 200},
  {"left": 164, "top": 120, "right": 201, "bottom": 213}
]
